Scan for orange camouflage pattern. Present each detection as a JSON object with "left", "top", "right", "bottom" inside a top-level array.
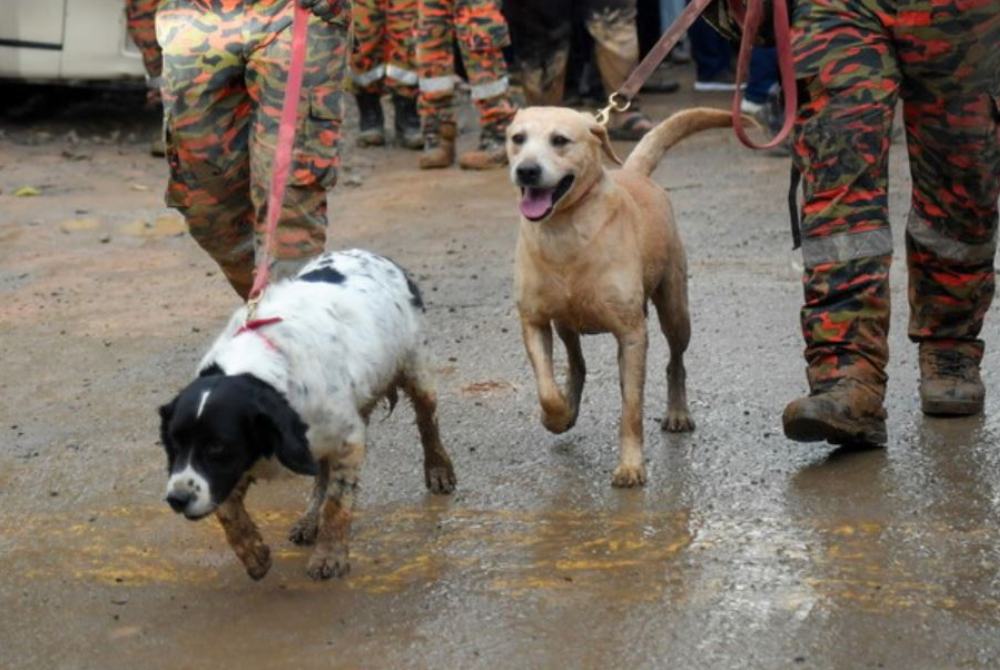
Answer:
[
  {"left": 352, "top": 0, "right": 420, "bottom": 97},
  {"left": 126, "top": 0, "right": 163, "bottom": 79},
  {"left": 791, "top": 0, "right": 1000, "bottom": 386},
  {"left": 416, "top": 0, "right": 515, "bottom": 138},
  {"left": 157, "top": 0, "right": 348, "bottom": 298}
]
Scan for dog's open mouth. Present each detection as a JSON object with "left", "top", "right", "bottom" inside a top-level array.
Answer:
[{"left": 519, "top": 175, "right": 575, "bottom": 221}]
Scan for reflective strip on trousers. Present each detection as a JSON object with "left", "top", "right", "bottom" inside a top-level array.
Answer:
[
  {"left": 419, "top": 75, "right": 455, "bottom": 93},
  {"left": 906, "top": 210, "right": 997, "bottom": 263},
  {"left": 386, "top": 64, "right": 418, "bottom": 85},
  {"left": 801, "top": 227, "right": 894, "bottom": 267},
  {"left": 470, "top": 76, "right": 509, "bottom": 100},
  {"left": 351, "top": 64, "right": 386, "bottom": 87}
]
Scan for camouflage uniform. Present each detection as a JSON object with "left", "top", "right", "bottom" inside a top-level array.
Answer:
[
  {"left": 790, "top": 0, "right": 1000, "bottom": 394},
  {"left": 157, "top": 0, "right": 347, "bottom": 298},
  {"left": 351, "top": 0, "right": 419, "bottom": 98},
  {"left": 416, "top": 0, "right": 515, "bottom": 141},
  {"left": 125, "top": 0, "right": 163, "bottom": 83}
]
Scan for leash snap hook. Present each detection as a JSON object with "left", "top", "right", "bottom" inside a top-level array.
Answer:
[{"left": 595, "top": 92, "right": 632, "bottom": 127}]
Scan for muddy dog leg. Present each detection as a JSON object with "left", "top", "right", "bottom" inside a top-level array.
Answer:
[
  {"left": 306, "top": 438, "right": 364, "bottom": 580},
  {"left": 613, "top": 325, "right": 648, "bottom": 487},
  {"left": 288, "top": 458, "right": 331, "bottom": 545},
  {"left": 403, "top": 363, "right": 457, "bottom": 494},
  {"left": 522, "top": 319, "right": 574, "bottom": 433},
  {"left": 652, "top": 274, "right": 695, "bottom": 432},
  {"left": 555, "top": 323, "right": 586, "bottom": 431},
  {"left": 215, "top": 476, "right": 271, "bottom": 580}
]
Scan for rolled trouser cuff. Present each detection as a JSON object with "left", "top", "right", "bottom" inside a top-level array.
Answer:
[{"left": 801, "top": 228, "right": 894, "bottom": 268}]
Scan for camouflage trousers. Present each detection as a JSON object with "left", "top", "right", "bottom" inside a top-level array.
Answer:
[
  {"left": 157, "top": 0, "right": 348, "bottom": 298},
  {"left": 791, "top": 0, "right": 1000, "bottom": 388},
  {"left": 416, "top": 0, "right": 515, "bottom": 138},
  {"left": 351, "top": 0, "right": 420, "bottom": 98},
  {"left": 503, "top": 0, "right": 640, "bottom": 107},
  {"left": 125, "top": 0, "right": 163, "bottom": 80}
]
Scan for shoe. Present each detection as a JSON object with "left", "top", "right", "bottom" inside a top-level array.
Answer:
[
  {"left": 458, "top": 135, "right": 507, "bottom": 170},
  {"left": 694, "top": 69, "right": 744, "bottom": 92},
  {"left": 739, "top": 98, "right": 764, "bottom": 116},
  {"left": 783, "top": 379, "right": 888, "bottom": 446},
  {"left": 608, "top": 110, "right": 654, "bottom": 141},
  {"left": 919, "top": 345, "right": 984, "bottom": 416},
  {"left": 149, "top": 137, "right": 166, "bottom": 157},
  {"left": 419, "top": 122, "right": 456, "bottom": 169},
  {"left": 392, "top": 94, "right": 423, "bottom": 150},
  {"left": 355, "top": 92, "right": 385, "bottom": 147}
]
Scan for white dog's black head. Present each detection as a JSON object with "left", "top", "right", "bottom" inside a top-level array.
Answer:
[{"left": 158, "top": 369, "right": 316, "bottom": 520}]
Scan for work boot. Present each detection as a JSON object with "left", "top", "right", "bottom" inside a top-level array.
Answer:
[
  {"left": 783, "top": 379, "right": 888, "bottom": 446},
  {"left": 392, "top": 94, "right": 423, "bottom": 150},
  {"left": 355, "top": 92, "right": 385, "bottom": 147},
  {"left": 918, "top": 345, "right": 984, "bottom": 416},
  {"left": 419, "top": 122, "right": 456, "bottom": 169},
  {"left": 458, "top": 134, "right": 507, "bottom": 170}
]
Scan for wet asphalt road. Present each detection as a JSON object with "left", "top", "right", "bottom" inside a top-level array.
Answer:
[{"left": 1, "top": 82, "right": 1000, "bottom": 670}]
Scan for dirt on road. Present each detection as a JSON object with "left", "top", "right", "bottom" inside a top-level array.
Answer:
[{"left": 2, "top": 81, "right": 1000, "bottom": 670}]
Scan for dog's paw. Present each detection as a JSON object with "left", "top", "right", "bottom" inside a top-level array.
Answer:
[
  {"left": 541, "top": 404, "right": 576, "bottom": 434},
  {"left": 425, "top": 463, "right": 457, "bottom": 495},
  {"left": 611, "top": 463, "right": 647, "bottom": 488},
  {"left": 243, "top": 543, "right": 272, "bottom": 581},
  {"left": 663, "top": 410, "right": 696, "bottom": 433},
  {"left": 288, "top": 515, "right": 319, "bottom": 546},
  {"left": 306, "top": 550, "right": 351, "bottom": 581}
]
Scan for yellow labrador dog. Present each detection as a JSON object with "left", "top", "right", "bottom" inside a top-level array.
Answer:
[{"left": 507, "top": 107, "right": 734, "bottom": 487}]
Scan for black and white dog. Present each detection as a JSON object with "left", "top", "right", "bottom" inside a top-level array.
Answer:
[{"left": 159, "top": 249, "right": 456, "bottom": 580}]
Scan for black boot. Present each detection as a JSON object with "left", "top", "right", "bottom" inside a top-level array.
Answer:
[
  {"left": 392, "top": 94, "right": 423, "bottom": 150},
  {"left": 354, "top": 92, "right": 385, "bottom": 147}
]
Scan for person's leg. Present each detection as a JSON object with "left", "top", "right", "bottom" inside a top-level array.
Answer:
[
  {"left": 126, "top": 0, "right": 164, "bottom": 84},
  {"left": 687, "top": 3, "right": 733, "bottom": 88},
  {"left": 385, "top": 0, "right": 424, "bottom": 148},
  {"left": 782, "top": 0, "right": 901, "bottom": 446},
  {"left": 453, "top": 0, "right": 517, "bottom": 169},
  {"left": 898, "top": 0, "right": 1000, "bottom": 415},
  {"left": 416, "top": 0, "right": 458, "bottom": 168},
  {"left": 502, "top": 0, "right": 572, "bottom": 105},
  {"left": 157, "top": 0, "right": 255, "bottom": 297},
  {"left": 245, "top": 1, "right": 348, "bottom": 281},
  {"left": 745, "top": 47, "right": 778, "bottom": 105},
  {"left": 350, "top": 0, "right": 388, "bottom": 146}
]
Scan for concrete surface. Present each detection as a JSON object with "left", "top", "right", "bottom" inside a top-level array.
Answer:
[{"left": 1, "top": 81, "right": 999, "bottom": 670}]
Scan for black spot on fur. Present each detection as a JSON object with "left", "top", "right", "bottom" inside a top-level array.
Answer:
[
  {"left": 406, "top": 275, "right": 425, "bottom": 310},
  {"left": 301, "top": 267, "right": 346, "bottom": 284},
  {"left": 199, "top": 363, "right": 224, "bottom": 377}
]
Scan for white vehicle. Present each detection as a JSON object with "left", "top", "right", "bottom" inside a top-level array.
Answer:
[{"left": 1, "top": 0, "right": 146, "bottom": 83}]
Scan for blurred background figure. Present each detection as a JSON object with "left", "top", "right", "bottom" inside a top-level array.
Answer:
[
  {"left": 504, "top": 0, "right": 676, "bottom": 140},
  {"left": 350, "top": 0, "right": 424, "bottom": 150},
  {"left": 686, "top": 2, "right": 737, "bottom": 91},
  {"left": 124, "top": 0, "right": 165, "bottom": 155},
  {"left": 416, "top": 0, "right": 516, "bottom": 170}
]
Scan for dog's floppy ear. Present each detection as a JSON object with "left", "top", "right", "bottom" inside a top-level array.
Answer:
[
  {"left": 252, "top": 387, "right": 317, "bottom": 476},
  {"left": 590, "top": 121, "right": 623, "bottom": 166},
  {"left": 158, "top": 397, "right": 178, "bottom": 454}
]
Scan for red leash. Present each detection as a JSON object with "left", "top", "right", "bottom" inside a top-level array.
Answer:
[
  {"left": 596, "top": 0, "right": 796, "bottom": 151},
  {"left": 246, "top": 3, "right": 311, "bottom": 322}
]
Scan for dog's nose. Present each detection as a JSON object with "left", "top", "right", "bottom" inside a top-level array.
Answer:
[
  {"left": 166, "top": 490, "right": 193, "bottom": 513},
  {"left": 516, "top": 164, "right": 542, "bottom": 185}
]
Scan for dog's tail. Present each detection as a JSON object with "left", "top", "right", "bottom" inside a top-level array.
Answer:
[{"left": 623, "top": 107, "right": 740, "bottom": 177}]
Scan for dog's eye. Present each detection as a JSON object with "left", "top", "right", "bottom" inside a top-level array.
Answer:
[
  {"left": 511, "top": 133, "right": 526, "bottom": 145},
  {"left": 550, "top": 135, "right": 570, "bottom": 147}
]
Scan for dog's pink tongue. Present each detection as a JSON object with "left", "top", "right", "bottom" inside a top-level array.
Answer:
[{"left": 519, "top": 188, "right": 554, "bottom": 219}]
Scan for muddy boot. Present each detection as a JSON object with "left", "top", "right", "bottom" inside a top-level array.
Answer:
[
  {"left": 919, "top": 344, "right": 984, "bottom": 416},
  {"left": 783, "top": 379, "right": 888, "bottom": 446},
  {"left": 419, "top": 122, "right": 456, "bottom": 169},
  {"left": 355, "top": 92, "right": 385, "bottom": 147},
  {"left": 392, "top": 94, "right": 423, "bottom": 150},
  {"left": 458, "top": 134, "right": 507, "bottom": 171}
]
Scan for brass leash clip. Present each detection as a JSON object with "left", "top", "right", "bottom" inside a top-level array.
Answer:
[{"left": 595, "top": 92, "right": 632, "bottom": 127}]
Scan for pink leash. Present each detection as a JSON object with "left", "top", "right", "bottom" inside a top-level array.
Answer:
[{"left": 246, "top": 3, "right": 311, "bottom": 322}]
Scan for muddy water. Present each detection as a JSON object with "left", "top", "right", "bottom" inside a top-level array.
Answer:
[{"left": 2, "top": 83, "right": 1000, "bottom": 669}]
